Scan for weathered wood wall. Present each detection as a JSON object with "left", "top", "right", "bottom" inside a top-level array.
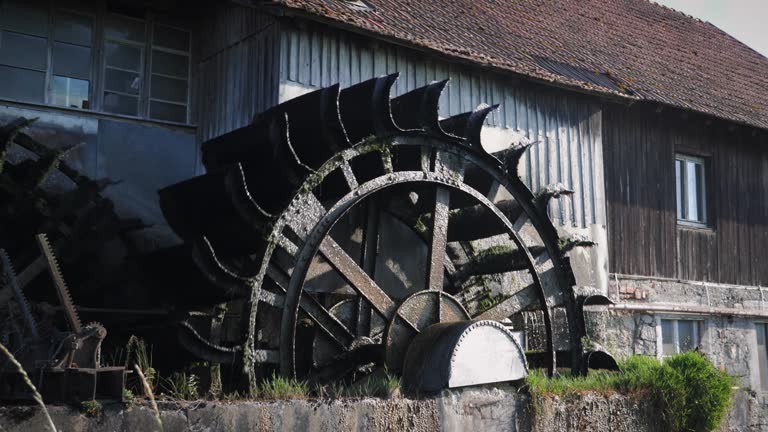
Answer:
[
  {"left": 604, "top": 103, "right": 768, "bottom": 286},
  {"left": 195, "top": 5, "right": 280, "bottom": 142},
  {"left": 277, "top": 21, "right": 606, "bottom": 229}
]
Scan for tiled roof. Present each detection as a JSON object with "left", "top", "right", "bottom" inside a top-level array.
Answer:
[{"left": 264, "top": 0, "right": 768, "bottom": 130}]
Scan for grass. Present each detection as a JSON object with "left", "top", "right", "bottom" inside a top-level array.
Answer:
[
  {"left": 160, "top": 372, "right": 200, "bottom": 401},
  {"left": 256, "top": 372, "right": 310, "bottom": 400},
  {"left": 525, "top": 352, "right": 735, "bottom": 432},
  {"left": 319, "top": 371, "right": 401, "bottom": 399}
]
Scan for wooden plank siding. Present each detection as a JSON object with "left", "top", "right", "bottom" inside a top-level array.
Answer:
[
  {"left": 195, "top": 6, "right": 280, "bottom": 142},
  {"left": 604, "top": 103, "right": 768, "bottom": 286},
  {"left": 277, "top": 22, "right": 606, "bottom": 229}
]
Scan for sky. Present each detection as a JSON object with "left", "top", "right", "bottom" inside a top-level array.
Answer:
[{"left": 654, "top": 0, "right": 768, "bottom": 57}]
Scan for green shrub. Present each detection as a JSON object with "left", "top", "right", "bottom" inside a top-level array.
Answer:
[{"left": 525, "top": 352, "right": 735, "bottom": 432}]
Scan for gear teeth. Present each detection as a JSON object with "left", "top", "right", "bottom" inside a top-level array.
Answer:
[
  {"left": 559, "top": 233, "right": 597, "bottom": 253},
  {"left": 25, "top": 143, "right": 82, "bottom": 188},
  {"left": 35, "top": 233, "right": 82, "bottom": 333},
  {"left": 0, "top": 249, "right": 39, "bottom": 340},
  {"left": 440, "top": 103, "right": 499, "bottom": 150},
  {"left": 339, "top": 73, "right": 401, "bottom": 144},
  {"left": 391, "top": 79, "right": 450, "bottom": 136}
]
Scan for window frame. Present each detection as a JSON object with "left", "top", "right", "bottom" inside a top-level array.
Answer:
[
  {"left": 756, "top": 322, "right": 768, "bottom": 390},
  {"left": 675, "top": 153, "right": 709, "bottom": 228},
  {"left": 657, "top": 317, "right": 704, "bottom": 359},
  {"left": 0, "top": 0, "right": 193, "bottom": 125}
]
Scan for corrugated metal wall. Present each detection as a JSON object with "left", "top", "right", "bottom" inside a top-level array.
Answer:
[
  {"left": 278, "top": 24, "right": 605, "bottom": 228},
  {"left": 196, "top": 6, "right": 280, "bottom": 142}
]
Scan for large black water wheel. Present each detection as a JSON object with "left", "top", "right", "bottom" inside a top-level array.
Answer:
[{"left": 160, "top": 74, "right": 594, "bottom": 392}]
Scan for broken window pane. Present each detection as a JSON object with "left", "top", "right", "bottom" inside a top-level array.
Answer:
[{"left": 52, "top": 76, "right": 89, "bottom": 109}]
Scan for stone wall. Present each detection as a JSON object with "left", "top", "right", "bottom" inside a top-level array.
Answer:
[{"left": 0, "top": 388, "right": 657, "bottom": 432}]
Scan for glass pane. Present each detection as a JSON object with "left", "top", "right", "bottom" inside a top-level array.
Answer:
[
  {"left": 151, "top": 49, "right": 188, "bottom": 77},
  {"left": 51, "top": 76, "right": 89, "bottom": 109},
  {"left": 0, "top": 65, "right": 45, "bottom": 103},
  {"left": 757, "top": 324, "right": 768, "bottom": 389},
  {"left": 0, "top": 31, "right": 47, "bottom": 70},
  {"left": 661, "top": 319, "right": 675, "bottom": 356},
  {"left": 150, "top": 75, "right": 187, "bottom": 103},
  {"left": 1, "top": 1, "right": 48, "bottom": 36},
  {"left": 150, "top": 100, "right": 186, "bottom": 123},
  {"left": 695, "top": 162, "right": 705, "bottom": 222},
  {"left": 52, "top": 43, "right": 91, "bottom": 80},
  {"left": 678, "top": 320, "right": 696, "bottom": 352},
  {"left": 105, "top": 68, "right": 141, "bottom": 95},
  {"left": 103, "top": 92, "right": 138, "bottom": 116},
  {"left": 676, "top": 160, "right": 683, "bottom": 220},
  {"left": 105, "top": 42, "right": 142, "bottom": 71},
  {"left": 686, "top": 161, "right": 699, "bottom": 222},
  {"left": 105, "top": 14, "right": 145, "bottom": 42},
  {"left": 54, "top": 11, "right": 93, "bottom": 46},
  {"left": 153, "top": 24, "right": 189, "bottom": 52}
]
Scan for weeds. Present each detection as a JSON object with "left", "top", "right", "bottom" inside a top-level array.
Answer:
[
  {"left": 318, "top": 371, "right": 401, "bottom": 399},
  {"left": 525, "top": 352, "right": 735, "bottom": 432},
  {"left": 79, "top": 400, "right": 101, "bottom": 418},
  {"left": 126, "top": 336, "right": 155, "bottom": 390},
  {"left": 0, "top": 342, "right": 57, "bottom": 432},
  {"left": 256, "top": 372, "right": 309, "bottom": 400},
  {"left": 160, "top": 372, "right": 200, "bottom": 400}
]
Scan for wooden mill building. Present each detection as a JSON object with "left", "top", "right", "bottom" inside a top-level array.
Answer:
[{"left": 0, "top": 0, "right": 766, "bottom": 415}]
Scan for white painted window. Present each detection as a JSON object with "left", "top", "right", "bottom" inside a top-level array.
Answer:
[
  {"left": 660, "top": 318, "right": 701, "bottom": 357},
  {"left": 675, "top": 154, "right": 707, "bottom": 226},
  {"left": 0, "top": 1, "right": 191, "bottom": 123},
  {"left": 757, "top": 323, "right": 768, "bottom": 390}
]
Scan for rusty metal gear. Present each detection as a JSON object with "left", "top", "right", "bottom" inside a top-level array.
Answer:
[{"left": 160, "top": 74, "right": 596, "bottom": 391}]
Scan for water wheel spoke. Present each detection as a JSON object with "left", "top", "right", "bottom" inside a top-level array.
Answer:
[
  {"left": 356, "top": 198, "right": 379, "bottom": 336},
  {"left": 475, "top": 284, "right": 539, "bottom": 321},
  {"left": 426, "top": 186, "right": 451, "bottom": 291},
  {"left": 318, "top": 237, "right": 397, "bottom": 320}
]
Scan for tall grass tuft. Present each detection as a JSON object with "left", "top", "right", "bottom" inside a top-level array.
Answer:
[
  {"left": 256, "top": 372, "right": 309, "bottom": 400},
  {"left": 525, "top": 351, "right": 735, "bottom": 432},
  {"left": 0, "top": 342, "right": 57, "bottom": 432}
]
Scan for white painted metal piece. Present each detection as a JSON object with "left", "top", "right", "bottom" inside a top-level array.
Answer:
[{"left": 447, "top": 321, "right": 528, "bottom": 388}]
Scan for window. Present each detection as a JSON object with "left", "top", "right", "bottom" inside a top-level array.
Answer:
[
  {"left": 101, "top": 14, "right": 191, "bottom": 122},
  {"left": 675, "top": 154, "right": 707, "bottom": 226},
  {"left": 660, "top": 318, "right": 701, "bottom": 358},
  {"left": 0, "top": 1, "right": 191, "bottom": 123},
  {"left": 757, "top": 323, "right": 768, "bottom": 390}
]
